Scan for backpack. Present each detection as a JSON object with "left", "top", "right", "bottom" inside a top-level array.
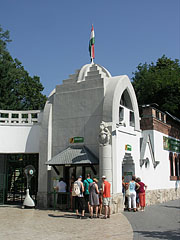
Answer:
[{"left": 72, "top": 181, "right": 80, "bottom": 196}]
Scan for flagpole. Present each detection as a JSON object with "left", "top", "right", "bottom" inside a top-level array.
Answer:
[{"left": 89, "top": 24, "right": 95, "bottom": 64}]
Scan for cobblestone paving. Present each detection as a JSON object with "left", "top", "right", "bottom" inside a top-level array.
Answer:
[{"left": 0, "top": 206, "right": 133, "bottom": 240}]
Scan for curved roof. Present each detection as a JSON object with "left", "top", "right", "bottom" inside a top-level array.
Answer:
[{"left": 77, "top": 63, "right": 111, "bottom": 82}]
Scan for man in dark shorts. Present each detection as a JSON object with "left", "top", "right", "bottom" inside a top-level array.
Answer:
[
  {"left": 75, "top": 176, "right": 86, "bottom": 219},
  {"left": 83, "top": 173, "right": 93, "bottom": 213}
]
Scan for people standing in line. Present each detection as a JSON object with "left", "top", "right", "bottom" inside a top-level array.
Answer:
[
  {"left": 74, "top": 176, "right": 86, "bottom": 219},
  {"left": 128, "top": 175, "right": 140, "bottom": 212},
  {"left": 101, "top": 176, "right": 111, "bottom": 219},
  {"left": 136, "top": 177, "right": 147, "bottom": 211},
  {"left": 83, "top": 173, "right": 93, "bottom": 213},
  {"left": 56, "top": 178, "right": 67, "bottom": 192},
  {"left": 56, "top": 178, "right": 67, "bottom": 209},
  {"left": 89, "top": 178, "right": 99, "bottom": 218},
  {"left": 122, "top": 176, "right": 126, "bottom": 208},
  {"left": 98, "top": 188, "right": 103, "bottom": 216},
  {"left": 69, "top": 175, "right": 75, "bottom": 211},
  {"left": 135, "top": 177, "right": 140, "bottom": 211},
  {"left": 124, "top": 182, "right": 129, "bottom": 210}
]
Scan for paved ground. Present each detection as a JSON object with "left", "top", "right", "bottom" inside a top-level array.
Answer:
[
  {"left": 0, "top": 205, "right": 133, "bottom": 240},
  {"left": 123, "top": 199, "right": 180, "bottom": 240},
  {"left": 0, "top": 199, "right": 179, "bottom": 240}
]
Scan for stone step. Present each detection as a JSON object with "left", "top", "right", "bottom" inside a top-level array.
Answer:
[
  {"left": 89, "top": 65, "right": 98, "bottom": 71},
  {"left": 69, "top": 73, "right": 78, "bottom": 79},
  {"left": 87, "top": 70, "right": 100, "bottom": 77},
  {"left": 85, "top": 75, "right": 102, "bottom": 81},
  {"left": 62, "top": 78, "right": 76, "bottom": 84}
]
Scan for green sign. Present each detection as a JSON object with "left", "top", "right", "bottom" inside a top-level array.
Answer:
[
  {"left": 124, "top": 172, "right": 132, "bottom": 176},
  {"left": 70, "top": 137, "right": 84, "bottom": 143},
  {"left": 125, "top": 144, "right": 132, "bottom": 151},
  {"left": 163, "top": 136, "right": 180, "bottom": 153}
]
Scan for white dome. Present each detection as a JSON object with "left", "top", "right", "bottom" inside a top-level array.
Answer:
[{"left": 77, "top": 63, "right": 111, "bottom": 82}]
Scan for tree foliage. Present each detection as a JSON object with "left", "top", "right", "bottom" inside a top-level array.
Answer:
[
  {"left": 132, "top": 55, "right": 180, "bottom": 119},
  {"left": 0, "top": 25, "right": 47, "bottom": 110}
]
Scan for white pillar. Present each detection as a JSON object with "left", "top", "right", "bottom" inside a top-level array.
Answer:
[
  {"left": 99, "top": 144, "right": 112, "bottom": 187},
  {"left": 98, "top": 121, "right": 112, "bottom": 189}
]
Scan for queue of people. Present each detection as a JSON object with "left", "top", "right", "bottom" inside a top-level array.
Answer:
[
  {"left": 56, "top": 174, "right": 146, "bottom": 217},
  {"left": 73, "top": 175, "right": 111, "bottom": 219},
  {"left": 57, "top": 174, "right": 111, "bottom": 219},
  {"left": 122, "top": 175, "right": 147, "bottom": 212}
]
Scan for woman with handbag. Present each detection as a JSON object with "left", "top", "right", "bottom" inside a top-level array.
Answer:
[
  {"left": 127, "top": 175, "right": 140, "bottom": 212},
  {"left": 89, "top": 178, "right": 99, "bottom": 218}
]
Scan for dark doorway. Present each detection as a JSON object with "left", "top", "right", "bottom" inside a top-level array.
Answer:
[
  {"left": 0, "top": 153, "right": 38, "bottom": 204},
  {"left": 122, "top": 153, "right": 135, "bottom": 182}
]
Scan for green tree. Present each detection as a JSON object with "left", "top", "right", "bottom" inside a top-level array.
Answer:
[
  {"left": 0, "top": 25, "right": 47, "bottom": 110},
  {"left": 132, "top": 55, "right": 180, "bottom": 119}
]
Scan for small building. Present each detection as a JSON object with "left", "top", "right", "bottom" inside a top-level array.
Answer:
[
  {"left": 0, "top": 63, "right": 179, "bottom": 212},
  {"left": 37, "top": 62, "right": 180, "bottom": 211}
]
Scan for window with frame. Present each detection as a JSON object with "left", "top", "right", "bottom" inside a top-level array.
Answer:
[
  {"left": 169, "top": 152, "right": 180, "bottom": 180},
  {"left": 169, "top": 152, "right": 174, "bottom": 177},
  {"left": 130, "top": 111, "right": 135, "bottom": 127}
]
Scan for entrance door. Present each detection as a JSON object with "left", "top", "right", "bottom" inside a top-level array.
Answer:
[
  {"left": 0, "top": 174, "right": 5, "bottom": 204},
  {"left": 64, "top": 166, "right": 76, "bottom": 191},
  {"left": 122, "top": 153, "right": 135, "bottom": 182},
  {"left": 0, "top": 153, "right": 39, "bottom": 204}
]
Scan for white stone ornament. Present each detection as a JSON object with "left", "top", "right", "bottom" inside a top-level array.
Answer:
[{"left": 98, "top": 121, "right": 111, "bottom": 146}]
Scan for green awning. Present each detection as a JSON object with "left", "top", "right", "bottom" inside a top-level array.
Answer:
[{"left": 45, "top": 145, "right": 99, "bottom": 166}]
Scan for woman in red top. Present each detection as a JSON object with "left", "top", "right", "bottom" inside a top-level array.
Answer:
[{"left": 136, "top": 177, "right": 147, "bottom": 211}]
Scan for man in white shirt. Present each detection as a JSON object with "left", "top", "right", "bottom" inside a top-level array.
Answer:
[
  {"left": 57, "top": 178, "right": 67, "bottom": 192},
  {"left": 56, "top": 178, "right": 67, "bottom": 209}
]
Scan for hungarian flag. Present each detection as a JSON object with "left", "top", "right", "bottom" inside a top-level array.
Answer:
[{"left": 89, "top": 25, "right": 95, "bottom": 59}]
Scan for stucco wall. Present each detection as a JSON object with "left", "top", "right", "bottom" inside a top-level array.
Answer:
[
  {"left": 52, "top": 77, "right": 105, "bottom": 158},
  {"left": 137, "top": 130, "right": 180, "bottom": 190},
  {"left": 0, "top": 124, "right": 40, "bottom": 153}
]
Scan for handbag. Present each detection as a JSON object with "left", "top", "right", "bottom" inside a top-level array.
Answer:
[{"left": 125, "top": 187, "right": 130, "bottom": 197}]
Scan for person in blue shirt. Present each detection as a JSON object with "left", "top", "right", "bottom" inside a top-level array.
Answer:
[{"left": 83, "top": 173, "right": 93, "bottom": 213}]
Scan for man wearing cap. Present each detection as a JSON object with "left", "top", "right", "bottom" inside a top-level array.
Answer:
[
  {"left": 101, "top": 176, "right": 111, "bottom": 219},
  {"left": 74, "top": 176, "right": 86, "bottom": 219}
]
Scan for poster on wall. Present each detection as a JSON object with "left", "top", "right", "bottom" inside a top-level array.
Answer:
[{"left": 163, "top": 136, "right": 180, "bottom": 153}]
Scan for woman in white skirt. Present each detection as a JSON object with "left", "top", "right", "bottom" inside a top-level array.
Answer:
[{"left": 128, "top": 175, "right": 140, "bottom": 212}]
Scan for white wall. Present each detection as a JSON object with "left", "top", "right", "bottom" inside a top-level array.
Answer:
[
  {"left": 0, "top": 124, "right": 40, "bottom": 153},
  {"left": 137, "top": 130, "right": 180, "bottom": 190},
  {"left": 114, "top": 106, "right": 141, "bottom": 193}
]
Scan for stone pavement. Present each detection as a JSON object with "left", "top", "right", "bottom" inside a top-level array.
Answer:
[
  {"left": 123, "top": 199, "right": 180, "bottom": 240},
  {"left": 0, "top": 205, "right": 133, "bottom": 240}
]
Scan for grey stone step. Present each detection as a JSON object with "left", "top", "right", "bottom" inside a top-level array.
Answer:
[
  {"left": 87, "top": 70, "right": 100, "bottom": 77},
  {"left": 85, "top": 75, "right": 102, "bottom": 81},
  {"left": 62, "top": 78, "right": 76, "bottom": 84},
  {"left": 89, "top": 66, "right": 98, "bottom": 71}
]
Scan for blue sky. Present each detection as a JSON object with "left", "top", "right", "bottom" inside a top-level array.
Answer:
[{"left": 0, "top": 0, "right": 179, "bottom": 96}]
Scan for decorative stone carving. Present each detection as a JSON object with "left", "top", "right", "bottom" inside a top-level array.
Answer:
[
  {"left": 140, "top": 157, "right": 149, "bottom": 167},
  {"left": 98, "top": 121, "right": 111, "bottom": 146}
]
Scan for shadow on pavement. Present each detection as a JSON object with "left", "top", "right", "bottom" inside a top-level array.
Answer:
[
  {"left": 161, "top": 205, "right": 180, "bottom": 209},
  {"left": 48, "top": 213, "right": 78, "bottom": 219},
  {"left": 134, "top": 230, "right": 180, "bottom": 240}
]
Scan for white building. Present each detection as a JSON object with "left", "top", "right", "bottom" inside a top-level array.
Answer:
[{"left": 0, "top": 63, "right": 179, "bottom": 211}]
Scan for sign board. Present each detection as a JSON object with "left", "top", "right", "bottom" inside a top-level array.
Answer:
[
  {"left": 125, "top": 144, "right": 132, "bottom": 151},
  {"left": 124, "top": 172, "right": 132, "bottom": 176},
  {"left": 70, "top": 137, "right": 84, "bottom": 144},
  {"left": 163, "top": 136, "right": 180, "bottom": 153}
]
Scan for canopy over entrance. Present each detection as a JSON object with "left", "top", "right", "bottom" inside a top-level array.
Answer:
[{"left": 46, "top": 146, "right": 99, "bottom": 166}]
